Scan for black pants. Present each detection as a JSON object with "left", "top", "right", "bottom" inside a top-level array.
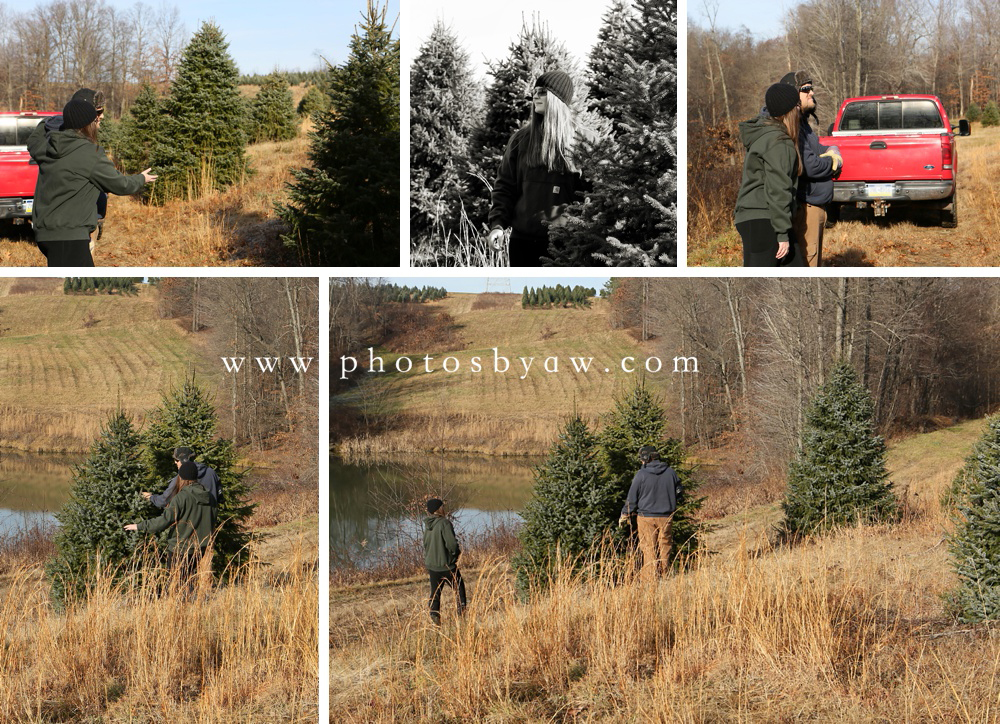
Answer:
[
  {"left": 737, "top": 218, "right": 805, "bottom": 267},
  {"left": 36, "top": 239, "right": 94, "bottom": 267},
  {"left": 508, "top": 229, "right": 548, "bottom": 267},
  {"left": 428, "top": 568, "right": 467, "bottom": 621}
]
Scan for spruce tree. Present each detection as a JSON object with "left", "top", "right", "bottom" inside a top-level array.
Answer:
[
  {"left": 250, "top": 72, "right": 299, "bottom": 143},
  {"left": 546, "top": 0, "right": 677, "bottom": 267},
  {"left": 115, "top": 82, "right": 162, "bottom": 178},
  {"left": 947, "top": 415, "right": 1000, "bottom": 621},
  {"left": 278, "top": 0, "right": 400, "bottom": 266},
  {"left": 512, "top": 415, "right": 621, "bottom": 592},
  {"left": 47, "top": 412, "right": 150, "bottom": 606},
  {"left": 151, "top": 22, "right": 249, "bottom": 202},
  {"left": 982, "top": 101, "right": 1000, "bottom": 128},
  {"left": 297, "top": 84, "right": 330, "bottom": 117},
  {"left": 141, "top": 378, "right": 256, "bottom": 575},
  {"left": 410, "top": 21, "right": 483, "bottom": 242},
  {"left": 779, "top": 361, "right": 899, "bottom": 540},
  {"left": 966, "top": 103, "right": 981, "bottom": 123},
  {"left": 598, "top": 379, "right": 702, "bottom": 561}
]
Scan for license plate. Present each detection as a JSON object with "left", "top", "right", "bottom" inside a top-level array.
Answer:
[
  {"left": 23, "top": 199, "right": 32, "bottom": 214},
  {"left": 866, "top": 183, "right": 894, "bottom": 198}
]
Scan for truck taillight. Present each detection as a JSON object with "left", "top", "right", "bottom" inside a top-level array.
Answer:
[{"left": 942, "top": 137, "right": 953, "bottom": 170}]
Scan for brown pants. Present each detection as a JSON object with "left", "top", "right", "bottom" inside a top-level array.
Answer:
[
  {"left": 793, "top": 203, "right": 826, "bottom": 267},
  {"left": 637, "top": 515, "right": 673, "bottom": 581}
]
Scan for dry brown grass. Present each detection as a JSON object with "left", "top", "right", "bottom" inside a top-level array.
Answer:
[{"left": 0, "top": 129, "right": 311, "bottom": 267}]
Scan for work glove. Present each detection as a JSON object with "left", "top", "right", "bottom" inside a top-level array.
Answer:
[{"left": 820, "top": 148, "right": 843, "bottom": 172}]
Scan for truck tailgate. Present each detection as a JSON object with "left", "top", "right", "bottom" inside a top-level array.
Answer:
[
  {"left": 818, "top": 133, "right": 950, "bottom": 183},
  {"left": 0, "top": 151, "right": 39, "bottom": 197}
]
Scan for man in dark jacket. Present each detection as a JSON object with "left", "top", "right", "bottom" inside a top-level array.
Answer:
[
  {"left": 423, "top": 498, "right": 467, "bottom": 625},
  {"left": 142, "top": 446, "right": 221, "bottom": 510},
  {"left": 619, "top": 445, "right": 682, "bottom": 581},
  {"left": 780, "top": 70, "right": 843, "bottom": 267}
]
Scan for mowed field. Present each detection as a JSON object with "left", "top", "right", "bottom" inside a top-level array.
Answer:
[
  {"left": 0, "top": 279, "right": 216, "bottom": 450},
  {"left": 689, "top": 123, "right": 1000, "bottom": 267},
  {"left": 332, "top": 416, "right": 998, "bottom": 721},
  {"left": 0, "top": 85, "right": 312, "bottom": 267},
  {"left": 335, "top": 294, "right": 667, "bottom": 458}
]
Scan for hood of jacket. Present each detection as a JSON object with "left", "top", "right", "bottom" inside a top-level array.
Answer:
[
  {"left": 42, "top": 129, "right": 98, "bottom": 162},
  {"left": 643, "top": 459, "right": 670, "bottom": 476},
  {"left": 424, "top": 515, "right": 445, "bottom": 533},
  {"left": 739, "top": 114, "right": 786, "bottom": 151},
  {"left": 179, "top": 481, "right": 211, "bottom": 505}
]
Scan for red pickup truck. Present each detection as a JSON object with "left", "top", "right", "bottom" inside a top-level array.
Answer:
[
  {"left": 820, "top": 95, "right": 970, "bottom": 227},
  {"left": 0, "top": 111, "right": 60, "bottom": 222}
]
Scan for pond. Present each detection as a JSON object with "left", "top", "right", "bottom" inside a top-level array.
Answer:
[
  {"left": 331, "top": 454, "right": 541, "bottom": 568},
  {"left": 0, "top": 452, "right": 81, "bottom": 537}
]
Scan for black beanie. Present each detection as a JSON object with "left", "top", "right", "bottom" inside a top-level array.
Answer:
[
  {"left": 535, "top": 70, "right": 573, "bottom": 106},
  {"left": 178, "top": 461, "right": 199, "bottom": 482},
  {"left": 62, "top": 99, "right": 98, "bottom": 130},
  {"left": 426, "top": 498, "right": 444, "bottom": 514},
  {"left": 765, "top": 83, "right": 799, "bottom": 118}
]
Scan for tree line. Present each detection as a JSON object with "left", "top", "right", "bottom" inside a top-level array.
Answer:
[
  {"left": 521, "top": 285, "right": 596, "bottom": 309},
  {"left": 410, "top": 0, "right": 676, "bottom": 267},
  {"left": 63, "top": 277, "right": 142, "bottom": 295}
]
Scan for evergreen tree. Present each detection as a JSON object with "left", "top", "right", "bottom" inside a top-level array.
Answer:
[
  {"left": 465, "top": 17, "right": 582, "bottom": 225},
  {"left": 114, "top": 83, "right": 162, "bottom": 178},
  {"left": 47, "top": 412, "right": 150, "bottom": 606},
  {"left": 278, "top": 0, "right": 400, "bottom": 266},
  {"left": 410, "top": 21, "right": 483, "bottom": 241},
  {"left": 141, "top": 378, "right": 256, "bottom": 575},
  {"left": 598, "top": 379, "right": 702, "bottom": 561},
  {"left": 546, "top": 0, "right": 677, "bottom": 267},
  {"left": 946, "top": 415, "right": 1000, "bottom": 621},
  {"left": 297, "top": 84, "right": 330, "bottom": 117},
  {"left": 778, "top": 361, "right": 899, "bottom": 540},
  {"left": 512, "top": 415, "right": 621, "bottom": 592},
  {"left": 250, "top": 72, "right": 299, "bottom": 143},
  {"left": 521, "top": 286, "right": 529, "bottom": 308},
  {"left": 967, "top": 103, "right": 981, "bottom": 123},
  {"left": 982, "top": 101, "right": 1000, "bottom": 128},
  {"left": 151, "top": 22, "right": 249, "bottom": 202}
]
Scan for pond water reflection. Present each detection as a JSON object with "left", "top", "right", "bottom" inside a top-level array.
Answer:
[{"left": 0, "top": 452, "right": 81, "bottom": 537}]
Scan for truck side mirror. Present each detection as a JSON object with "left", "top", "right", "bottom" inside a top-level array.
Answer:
[
  {"left": 958, "top": 119, "right": 971, "bottom": 136},
  {"left": 826, "top": 123, "right": 834, "bottom": 135}
]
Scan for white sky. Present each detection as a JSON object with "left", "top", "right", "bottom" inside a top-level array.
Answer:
[{"left": 405, "top": 1, "right": 610, "bottom": 83}]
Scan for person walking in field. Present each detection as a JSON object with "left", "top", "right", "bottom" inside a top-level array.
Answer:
[
  {"left": 734, "top": 83, "right": 805, "bottom": 267},
  {"left": 619, "top": 445, "right": 682, "bottom": 581},
  {"left": 488, "top": 70, "right": 591, "bottom": 266},
  {"left": 27, "top": 98, "right": 156, "bottom": 267},
  {"left": 423, "top": 498, "right": 467, "bottom": 625},
  {"left": 142, "top": 446, "right": 221, "bottom": 511},
  {"left": 779, "top": 70, "right": 842, "bottom": 267},
  {"left": 125, "top": 461, "right": 216, "bottom": 585}
]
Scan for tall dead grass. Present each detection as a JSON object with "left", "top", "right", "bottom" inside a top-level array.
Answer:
[
  {"left": 0, "top": 405, "right": 114, "bottom": 452},
  {"left": 1, "top": 538, "right": 318, "bottom": 721},
  {"left": 411, "top": 202, "right": 510, "bottom": 268}
]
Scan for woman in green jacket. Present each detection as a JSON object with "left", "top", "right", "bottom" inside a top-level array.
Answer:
[
  {"left": 733, "top": 83, "right": 804, "bottom": 267},
  {"left": 27, "top": 99, "right": 156, "bottom": 267},
  {"left": 125, "top": 461, "right": 216, "bottom": 579}
]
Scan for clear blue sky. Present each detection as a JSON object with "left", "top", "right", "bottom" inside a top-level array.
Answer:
[
  {"left": 385, "top": 277, "right": 611, "bottom": 294},
  {"left": 169, "top": 0, "right": 400, "bottom": 75},
  {"left": 688, "top": 0, "right": 786, "bottom": 39}
]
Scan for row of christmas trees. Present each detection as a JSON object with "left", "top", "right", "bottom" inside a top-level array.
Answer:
[
  {"left": 518, "top": 363, "right": 1000, "bottom": 621},
  {"left": 411, "top": 0, "right": 676, "bottom": 266},
  {"left": 521, "top": 285, "right": 597, "bottom": 309},
  {"left": 62, "top": 278, "right": 142, "bottom": 295}
]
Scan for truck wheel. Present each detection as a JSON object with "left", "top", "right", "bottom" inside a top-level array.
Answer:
[
  {"left": 825, "top": 204, "right": 841, "bottom": 227},
  {"left": 941, "top": 195, "right": 958, "bottom": 228}
]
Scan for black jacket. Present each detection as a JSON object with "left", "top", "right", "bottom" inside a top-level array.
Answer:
[
  {"left": 150, "top": 462, "right": 221, "bottom": 509},
  {"left": 621, "top": 460, "right": 682, "bottom": 517},
  {"left": 136, "top": 482, "right": 216, "bottom": 553}
]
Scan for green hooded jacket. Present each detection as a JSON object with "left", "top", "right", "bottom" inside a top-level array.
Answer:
[
  {"left": 136, "top": 482, "right": 216, "bottom": 554},
  {"left": 733, "top": 115, "right": 799, "bottom": 245},
  {"left": 423, "top": 514, "right": 460, "bottom": 572},
  {"left": 26, "top": 121, "right": 145, "bottom": 242}
]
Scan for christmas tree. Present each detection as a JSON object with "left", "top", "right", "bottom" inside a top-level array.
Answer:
[
  {"left": 151, "top": 22, "right": 249, "bottom": 202},
  {"left": 779, "top": 361, "right": 899, "bottom": 540},
  {"left": 250, "top": 72, "right": 299, "bottom": 143},
  {"left": 114, "top": 82, "right": 162, "bottom": 181},
  {"left": 141, "top": 378, "right": 256, "bottom": 576},
  {"left": 297, "top": 84, "right": 329, "bottom": 117},
  {"left": 512, "top": 415, "right": 621, "bottom": 592},
  {"left": 410, "top": 21, "right": 483, "bottom": 243},
  {"left": 947, "top": 415, "right": 1000, "bottom": 621},
  {"left": 278, "top": 0, "right": 400, "bottom": 266},
  {"left": 46, "top": 412, "right": 150, "bottom": 606},
  {"left": 598, "top": 380, "right": 702, "bottom": 561}
]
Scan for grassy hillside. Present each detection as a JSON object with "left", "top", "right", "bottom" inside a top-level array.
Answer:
[
  {"left": 0, "top": 280, "right": 217, "bottom": 451},
  {"left": 334, "top": 293, "right": 665, "bottom": 459},
  {"left": 332, "top": 415, "right": 997, "bottom": 721}
]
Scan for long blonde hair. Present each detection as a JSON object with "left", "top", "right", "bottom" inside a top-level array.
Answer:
[
  {"left": 525, "top": 93, "right": 578, "bottom": 173},
  {"left": 771, "top": 106, "right": 803, "bottom": 176}
]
